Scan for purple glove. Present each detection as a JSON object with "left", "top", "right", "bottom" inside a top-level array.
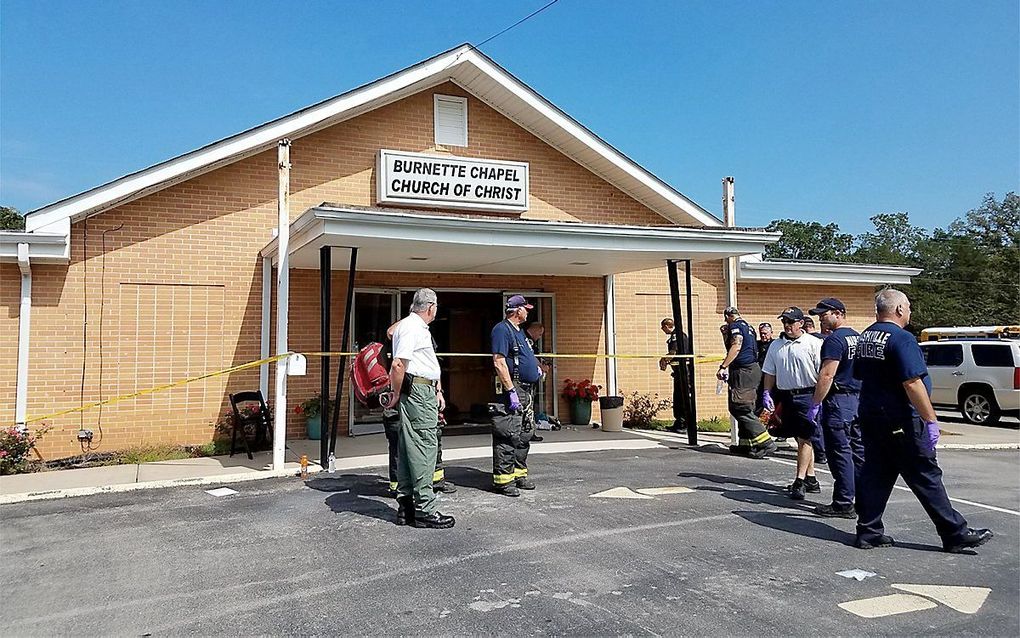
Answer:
[
  {"left": 761, "top": 390, "right": 775, "bottom": 412},
  {"left": 508, "top": 389, "right": 522, "bottom": 412},
  {"left": 806, "top": 403, "right": 821, "bottom": 424},
  {"left": 923, "top": 420, "right": 940, "bottom": 451}
]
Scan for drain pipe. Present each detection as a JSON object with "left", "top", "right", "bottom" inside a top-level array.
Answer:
[
  {"left": 273, "top": 139, "right": 291, "bottom": 471},
  {"left": 722, "top": 177, "right": 739, "bottom": 446},
  {"left": 15, "top": 243, "right": 31, "bottom": 431}
]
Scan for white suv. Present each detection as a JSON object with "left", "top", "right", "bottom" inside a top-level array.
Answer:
[{"left": 919, "top": 339, "right": 1020, "bottom": 425}]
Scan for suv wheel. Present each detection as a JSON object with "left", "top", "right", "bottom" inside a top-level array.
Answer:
[{"left": 959, "top": 388, "right": 1001, "bottom": 425}]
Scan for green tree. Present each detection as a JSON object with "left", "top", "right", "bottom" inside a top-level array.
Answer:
[
  {"left": 0, "top": 206, "right": 25, "bottom": 230},
  {"left": 852, "top": 212, "right": 928, "bottom": 265},
  {"left": 763, "top": 219, "right": 854, "bottom": 262}
]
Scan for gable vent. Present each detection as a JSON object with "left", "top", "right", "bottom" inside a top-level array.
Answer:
[{"left": 434, "top": 94, "right": 468, "bottom": 147}]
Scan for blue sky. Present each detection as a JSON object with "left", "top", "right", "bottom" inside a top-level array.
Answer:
[{"left": 1, "top": 0, "right": 1017, "bottom": 233}]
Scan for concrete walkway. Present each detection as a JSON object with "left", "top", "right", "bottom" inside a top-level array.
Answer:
[{"left": 1, "top": 421, "right": 1015, "bottom": 504}]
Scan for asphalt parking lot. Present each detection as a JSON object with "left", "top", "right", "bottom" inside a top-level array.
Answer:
[{"left": 1, "top": 439, "right": 1017, "bottom": 637}]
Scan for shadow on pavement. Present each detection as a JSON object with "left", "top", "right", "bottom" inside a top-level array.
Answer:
[
  {"left": 734, "top": 510, "right": 944, "bottom": 553},
  {"left": 305, "top": 473, "right": 396, "bottom": 524},
  {"left": 445, "top": 465, "right": 497, "bottom": 493}
]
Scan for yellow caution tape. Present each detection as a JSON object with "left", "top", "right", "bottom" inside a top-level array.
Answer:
[{"left": 20, "top": 351, "right": 723, "bottom": 425}]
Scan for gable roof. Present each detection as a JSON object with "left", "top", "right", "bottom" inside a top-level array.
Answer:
[{"left": 25, "top": 44, "right": 721, "bottom": 232}]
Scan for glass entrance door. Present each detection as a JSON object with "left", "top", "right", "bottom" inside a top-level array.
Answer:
[{"left": 350, "top": 289, "right": 398, "bottom": 435}]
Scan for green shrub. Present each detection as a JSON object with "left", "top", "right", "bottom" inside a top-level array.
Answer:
[
  {"left": 0, "top": 425, "right": 50, "bottom": 475},
  {"left": 623, "top": 391, "right": 672, "bottom": 429}
]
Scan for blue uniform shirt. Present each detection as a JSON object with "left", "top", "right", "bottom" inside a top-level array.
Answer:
[
  {"left": 491, "top": 320, "right": 542, "bottom": 384},
  {"left": 821, "top": 326, "right": 862, "bottom": 394},
  {"left": 853, "top": 321, "right": 931, "bottom": 421},
  {"left": 728, "top": 319, "right": 758, "bottom": 367}
]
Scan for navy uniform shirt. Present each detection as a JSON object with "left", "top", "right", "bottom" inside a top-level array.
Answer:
[
  {"left": 491, "top": 320, "right": 542, "bottom": 384},
  {"left": 821, "top": 326, "right": 862, "bottom": 394},
  {"left": 853, "top": 321, "right": 931, "bottom": 421},
  {"left": 728, "top": 319, "right": 758, "bottom": 367}
]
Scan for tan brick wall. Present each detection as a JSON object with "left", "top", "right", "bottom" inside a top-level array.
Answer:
[
  {"left": 0, "top": 82, "right": 648, "bottom": 458},
  {"left": 1, "top": 78, "right": 883, "bottom": 458}
]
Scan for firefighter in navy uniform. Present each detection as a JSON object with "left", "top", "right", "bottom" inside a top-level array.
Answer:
[
  {"left": 658, "top": 318, "right": 687, "bottom": 434},
  {"left": 490, "top": 295, "right": 543, "bottom": 497},
  {"left": 852, "top": 289, "right": 992, "bottom": 551},
  {"left": 807, "top": 298, "right": 864, "bottom": 518},
  {"left": 717, "top": 307, "right": 776, "bottom": 458}
]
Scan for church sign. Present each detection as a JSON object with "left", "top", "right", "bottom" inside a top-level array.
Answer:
[{"left": 377, "top": 149, "right": 529, "bottom": 213}]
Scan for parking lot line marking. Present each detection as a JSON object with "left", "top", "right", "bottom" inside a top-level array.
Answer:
[
  {"left": 590, "top": 487, "right": 654, "bottom": 499},
  {"left": 767, "top": 457, "right": 1020, "bottom": 516},
  {"left": 891, "top": 584, "right": 991, "bottom": 614},
  {"left": 636, "top": 486, "right": 695, "bottom": 495},
  {"left": 838, "top": 593, "right": 936, "bottom": 618}
]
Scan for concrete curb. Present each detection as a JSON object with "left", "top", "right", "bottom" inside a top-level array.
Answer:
[{"left": 0, "top": 439, "right": 660, "bottom": 505}]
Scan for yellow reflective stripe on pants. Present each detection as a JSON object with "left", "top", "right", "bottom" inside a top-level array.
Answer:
[
  {"left": 493, "top": 473, "right": 516, "bottom": 485},
  {"left": 389, "top": 481, "right": 398, "bottom": 490},
  {"left": 750, "top": 431, "right": 772, "bottom": 446},
  {"left": 432, "top": 469, "right": 444, "bottom": 483},
  {"left": 513, "top": 467, "right": 528, "bottom": 478}
]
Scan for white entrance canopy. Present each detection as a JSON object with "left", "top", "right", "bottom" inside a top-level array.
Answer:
[{"left": 260, "top": 205, "right": 781, "bottom": 275}]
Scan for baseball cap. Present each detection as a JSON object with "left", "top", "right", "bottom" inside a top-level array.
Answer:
[
  {"left": 506, "top": 294, "right": 534, "bottom": 310},
  {"left": 723, "top": 306, "right": 740, "bottom": 316},
  {"left": 809, "top": 297, "right": 847, "bottom": 315},
  {"left": 778, "top": 306, "right": 805, "bottom": 321}
]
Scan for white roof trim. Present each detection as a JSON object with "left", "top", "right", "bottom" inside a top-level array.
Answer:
[
  {"left": 0, "top": 229, "right": 70, "bottom": 264},
  {"left": 260, "top": 206, "right": 776, "bottom": 277},
  {"left": 26, "top": 45, "right": 720, "bottom": 233},
  {"left": 738, "top": 258, "right": 922, "bottom": 285}
]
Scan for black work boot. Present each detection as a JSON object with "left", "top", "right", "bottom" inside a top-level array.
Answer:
[
  {"left": 413, "top": 511, "right": 456, "bottom": 529},
  {"left": 804, "top": 476, "right": 821, "bottom": 493},
  {"left": 816, "top": 503, "right": 856, "bottom": 519},
  {"left": 434, "top": 480, "right": 458, "bottom": 494},
  {"left": 943, "top": 528, "right": 993, "bottom": 553},
  {"left": 747, "top": 439, "right": 777, "bottom": 459},
  {"left": 788, "top": 478, "right": 806, "bottom": 500},
  {"left": 395, "top": 497, "right": 415, "bottom": 526},
  {"left": 494, "top": 483, "right": 521, "bottom": 497},
  {"left": 516, "top": 476, "right": 536, "bottom": 490},
  {"left": 854, "top": 534, "right": 894, "bottom": 549}
]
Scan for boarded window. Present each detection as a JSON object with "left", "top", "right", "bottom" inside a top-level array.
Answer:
[{"left": 434, "top": 94, "right": 468, "bottom": 147}]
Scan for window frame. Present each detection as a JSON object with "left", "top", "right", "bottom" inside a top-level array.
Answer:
[{"left": 433, "top": 94, "right": 468, "bottom": 147}]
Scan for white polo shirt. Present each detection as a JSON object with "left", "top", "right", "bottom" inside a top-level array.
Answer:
[
  {"left": 761, "top": 333, "right": 822, "bottom": 390},
  {"left": 391, "top": 312, "right": 441, "bottom": 381}
]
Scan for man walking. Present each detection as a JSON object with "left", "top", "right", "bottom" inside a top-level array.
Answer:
[
  {"left": 491, "top": 295, "right": 543, "bottom": 496},
  {"left": 717, "top": 307, "right": 776, "bottom": 458},
  {"left": 384, "top": 288, "right": 455, "bottom": 529},
  {"left": 762, "top": 307, "right": 823, "bottom": 499},
  {"left": 808, "top": 298, "right": 863, "bottom": 518},
  {"left": 852, "top": 289, "right": 992, "bottom": 551}
]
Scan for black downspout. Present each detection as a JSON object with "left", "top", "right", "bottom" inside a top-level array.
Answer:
[
  {"left": 328, "top": 247, "right": 358, "bottom": 458},
  {"left": 684, "top": 260, "right": 698, "bottom": 446},
  {"left": 319, "top": 247, "right": 331, "bottom": 468}
]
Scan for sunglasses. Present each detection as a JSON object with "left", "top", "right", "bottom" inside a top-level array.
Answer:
[{"left": 780, "top": 318, "right": 801, "bottom": 325}]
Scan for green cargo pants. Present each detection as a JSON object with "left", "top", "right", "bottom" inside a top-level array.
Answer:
[
  {"left": 396, "top": 383, "right": 440, "bottom": 515},
  {"left": 385, "top": 407, "right": 444, "bottom": 492}
]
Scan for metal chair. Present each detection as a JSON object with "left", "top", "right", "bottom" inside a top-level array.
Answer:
[{"left": 228, "top": 390, "right": 272, "bottom": 460}]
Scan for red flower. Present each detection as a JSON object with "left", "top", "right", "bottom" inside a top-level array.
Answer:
[{"left": 295, "top": 405, "right": 303, "bottom": 415}]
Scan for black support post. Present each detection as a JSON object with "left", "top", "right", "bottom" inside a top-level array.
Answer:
[
  {"left": 328, "top": 247, "right": 358, "bottom": 458},
  {"left": 319, "top": 246, "right": 331, "bottom": 468},
  {"left": 684, "top": 260, "right": 698, "bottom": 446}
]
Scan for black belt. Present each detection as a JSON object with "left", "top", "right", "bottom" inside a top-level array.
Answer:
[{"left": 785, "top": 387, "right": 815, "bottom": 396}]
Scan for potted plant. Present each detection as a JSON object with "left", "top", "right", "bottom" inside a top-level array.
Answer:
[
  {"left": 561, "top": 378, "right": 601, "bottom": 426},
  {"left": 295, "top": 393, "right": 335, "bottom": 440}
]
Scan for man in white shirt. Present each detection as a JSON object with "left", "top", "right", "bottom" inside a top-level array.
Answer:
[
  {"left": 384, "top": 288, "right": 455, "bottom": 529},
  {"left": 762, "top": 306, "right": 823, "bottom": 500}
]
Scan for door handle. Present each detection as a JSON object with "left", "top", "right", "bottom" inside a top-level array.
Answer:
[{"left": 951, "top": 371, "right": 964, "bottom": 376}]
